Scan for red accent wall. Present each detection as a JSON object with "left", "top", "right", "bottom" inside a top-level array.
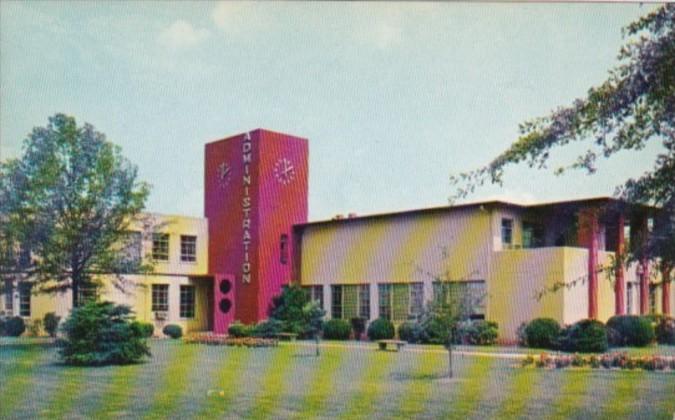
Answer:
[{"left": 205, "top": 129, "right": 308, "bottom": 330}]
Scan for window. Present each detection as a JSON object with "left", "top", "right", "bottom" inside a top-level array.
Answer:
[
  {"left": 433, "top": 280, "right": 486, "bottom": 318},
  {"left": 280, "top": 234, "right": 289, "bottom": 265},
  {"left": 501, "top": 218, "right": 513, "bottom": 247},
  {"left": 392, "top": 284, "right": 410, "bottom": 322},
  {"left": 649, "top": 284, "right": 657, "bottom": 314},
  {"left": 331, "top": 285, "right": 342, "bottom": 319},
  {"left": 627, "top": 283, "right": 634, "bottom": 315},
  {"left": 19, "top": 283, "right": 31, "bottom": 317},
  {"left": 4, "top": 279, "right": 13, "bottom": 312},
  {"left": 152, "top": 284, "right": 169, "bottom": 311},
  {"left": 410, "top": 282, "right": 424, "bottom": 317},
  {"left": 180, "top": 235, "right": 197, "bottom": 262},
  {"left": 358, "top": 284, "right": 370, "bottom": 319},
  {"left": 522, "top": 222, "right": 545, "bottom": 248},
  {"left": 180, "top": 285, "right": 195, "bottom": 318},
  {"left": 342, "top": 285, "right": 358, "bottom": 319},
  {"left": 378, "top": 284, "right": 392, "bottom": 321},
  {"left": 305, "top": 285, "right": 324, "bottom": 310},
  {"left": 152, "top": 233, "right": 169, "bottom": 261}
]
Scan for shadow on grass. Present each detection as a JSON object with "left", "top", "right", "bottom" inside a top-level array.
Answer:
[{"left": 391, "top": 371, "right": 452, "bottom": 381}]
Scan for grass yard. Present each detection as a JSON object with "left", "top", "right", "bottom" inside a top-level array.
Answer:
[{"left": 0, "top": 339, "right": 673, "bottom": 419}]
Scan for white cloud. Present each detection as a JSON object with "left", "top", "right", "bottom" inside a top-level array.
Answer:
[
  {"left": 158, "top": 20, "right": 210, "bottom": 50},
  {"left": 212, "top": 2, "right": 254, "bottom": 32}
]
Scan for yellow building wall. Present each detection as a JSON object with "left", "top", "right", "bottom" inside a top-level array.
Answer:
[{"left": 299, "top": 208, "right": 493, "bottom": 286}]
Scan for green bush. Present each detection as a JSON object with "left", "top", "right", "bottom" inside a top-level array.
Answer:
[
  {"left": 59, "top": 301, "right": 150, "bottom": 365},
  {"left": 0, "top": 316, "right": 5, "bottom": 336},
  {"left": 269, "top": 284, "right": 326, "bottom": 338},
  {"left": 323, "top": 319, "right": 351, "bottom": 340},
  {"left": 367, "top": 318, "right": 395, "bottom": 341},
  {"left": 524, "top": 318, "right": 561, "bottom": 349},
  {"left": 398, "top": 321, "right": 426, "bottom": 344},
  {"left": 228, "top": 321, "right": 254, "bottom": 338},
  {"left": 606, "top": 315, "right": 655, "bottom": 347},
  {"left": 457, "top": 320, "right": 499, "bottom": 345},
  {"left": 650, "top": 315, "right": 675, "bottom": 345},
  {"left": 558, "top": 319, "right": 608, "bottom": 353},
  {"left": 162, "top": 324, "right": 183, "bottom": 339},
  {"left": 133, "top": 322, "right": 154, "bottom": 338},
  {"left": 253, "top": 319, "right": 284, "bottom": 338},
  {"left": 43, "top": 312, "right": 61, "bottom": 338},
  {"left": 4, "top": 316, "right": 26, "bottom": 337},
  {"left": 350, "top": 317, "right": 366, "bottom": 340}
]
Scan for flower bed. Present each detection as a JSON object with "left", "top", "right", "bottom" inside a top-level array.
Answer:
[
  {"left": 521, "top": 352, "right": 675, "bottom": 371},
  {"left": 183, "top": 333, "right": 278, "bottom": 347}
]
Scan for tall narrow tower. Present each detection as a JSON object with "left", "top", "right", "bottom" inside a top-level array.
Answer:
[{"left": 205, "top": 129, "right": 308, "bottom": 332}]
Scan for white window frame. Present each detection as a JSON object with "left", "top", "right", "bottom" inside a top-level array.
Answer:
[{"left": 180, "top": 235, "right": 197, "bottom": 263}]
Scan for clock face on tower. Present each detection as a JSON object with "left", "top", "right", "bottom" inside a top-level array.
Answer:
[
  {"left": 217, "top": 162, "right": 232, "bottom": 186},
  {"left": 274, "top": 158, "right": 296, "bottom": 185}
]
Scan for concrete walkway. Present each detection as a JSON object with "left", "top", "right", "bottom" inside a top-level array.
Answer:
[{"left": 284, "top": 340, "right": 530, "bottom": 359}]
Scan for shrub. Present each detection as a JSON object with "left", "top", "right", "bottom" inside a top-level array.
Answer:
[
  {"left": 350, "top": 317, "right": 366, "bottom": 340},
  {"left": 650, "top": 315, "right": 675, "bottom": 345},
  {"left": 606, "top": 315, "right": 655, "bottom": 347},
  {"left": 524, "top": 318, "right": 561, "bottom": 349},
  {"left": 4, "top": 316, "right": 26, "bottom": 337},
  {"left": 457, "top": 320, "right": 499, "bottom": 345},
  {"left": 269, "top": 284, "right": 326, "bottom": 338},
  {"left": 322, "top": 319, "right": 351, "bottom": 340},
  {"left": 253, "top": 319, "right": 284, "bottom": 338},
  {"left": 558, "top": 319, "right": 608, "bottom": 353},
  {"left": 134, "top": 322, "right": 154, "bottom": 338},
  {"left": 59, "top": 301, "right": 150, "bottom": 365},
  {"left": 367, "top": 318, "right": 395, "bottom": 341},
  {"left": 43, "top": 312, "right": 61, "bottom": 338},
  {"left": 228, "top": 321, "right": 254, "bottom": 338},
  {"left": 398, "top": 321, "right": 426, "bottom": 343},
  {"left": 162, "top": 324, "right": 183, "bottom": 339}
]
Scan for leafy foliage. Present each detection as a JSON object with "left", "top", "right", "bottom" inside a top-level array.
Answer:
[
  {"left": 162, "top": 324, "right": 182, "bottom": 339},
  {"left": 456, "top": 320, "right": 499, "bottom": 345},
  {"left": 252, "top": 319, "right": 284, "bottom": 338},
  {"left": 59, "top": 301, "right": 150, "bottom": 365},
  {"left": 366, "top": 318, "right": 395, "bottom": 341},
  {"left": 558, "top": 319, "right": 608, "bottom": 353},
  {"left": 3, "top": 316, "right": 26, "bottom": 337},
  {"left": 43, "top": 312, "right": 61, "bottom": 338},
  {"left": 606, "top": 315, "right": 655, "bottom": 347},
  {"left": 651, "top": 315, "right": 675, "bottom": 344},
  {"left": 0, "top": 114, "right": 152, "bottom": 307},
  {"left": 133, "top": 321, "right": 154, "bottom": 338},
  {"left": 524, "top": 318, "right": 562, "bottom": 349},
  {"left": 228, "top": 321, "right": 254, "bottom": 338},
  {"left": 451, "top": 5, "right": 675, "bottom": 277},
  {"left": 269, "top": 283, "right": 325, "bottom": 338},
  {"left": 322, "top": 319, "right": 351, "bottom": 340}
]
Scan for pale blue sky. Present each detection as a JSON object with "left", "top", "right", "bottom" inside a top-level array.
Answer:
[{"left": 0, "top": 2, "right": 664, "bottom": 220}]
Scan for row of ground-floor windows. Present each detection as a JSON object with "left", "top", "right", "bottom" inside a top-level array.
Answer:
[
  {"left": 150, "top": 284, "right": 195, "bottom": 319},
  {"left": 305, "top": 281, "right": 483, "bottom": 323}
]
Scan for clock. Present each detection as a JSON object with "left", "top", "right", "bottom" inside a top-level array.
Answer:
[
  {"left": 274, "top": 158, "right": 296, "bottom": 185},
  {"left": 217, "top": 162, "right": 232, "bottom": 186}
]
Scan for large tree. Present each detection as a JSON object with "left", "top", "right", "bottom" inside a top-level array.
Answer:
[
  {"left": 0, "top": 114, "right": 151, "bottom": 307},
  {"left": 451, "top": 5, "right": 675, "bottom": 274}
]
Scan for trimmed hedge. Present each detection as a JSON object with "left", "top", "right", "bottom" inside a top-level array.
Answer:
[
  {"left": 162, "top": 324, "right": 183, "bottom": 339},
  {"left": 558, "top": 319, "right": 608, "bottom": 353},
  {"left": 607, "top": 315, "right": 655, "bottom": 347},
  {"left": 134, "top": 322, "right": 154, "bottom": 338},
  {"left": 398, "top": 321, "right": 425, "bottom": 343},
  {"left": 323, "top": 319, "right": 351, "bottom": 340},
  {"left": 228, "top": 321, "right": 254, "bottom": 338},
  {"left": 43, "top": 312, "right": 61, "bottom": 338},
  {"left": 650, "top": 315, "right": 675, "bottom": 345},
  {"left": 457, "top": 320, "right": 499, "bottom": 345},
  {"left": 253, "top": 319, "right": 284, "bottom": 338},
  {"left": 367, "top": 318, "right": 395, "bottom": 341},
  {"left": 4, "top": 316, "right": 26, "bottom": 337},
  {"left": 524, "top": 318, "right": 561, "bottom": 349}
]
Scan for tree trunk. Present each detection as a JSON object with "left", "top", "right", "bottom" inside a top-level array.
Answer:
[
  {"left": 315, "top": 334, "right": 320, "bottom": 357},
  {"left": 71, "top": 272, "right": 80, "bottom": 308}
]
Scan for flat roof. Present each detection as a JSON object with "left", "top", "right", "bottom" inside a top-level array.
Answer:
[{"left": 294, "top": 196, "right": 656, "bottom": 229}]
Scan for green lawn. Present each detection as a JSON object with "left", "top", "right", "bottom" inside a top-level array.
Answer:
[{"left": 0, "top": 339, "right": 673, "bottom": 419}]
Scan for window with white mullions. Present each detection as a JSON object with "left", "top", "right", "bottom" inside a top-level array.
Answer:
[
  {"left": 180, "top": 285, "right": 195, "bottom": 318},
  {"left": 152, "top": 233, "right": 169, "bottom": 261},
  {"left": 19, "top": 283, "right": 31, "bottom": 317},
  {"left": 152, "top": 284, "right": 169, "bottom": 311},
  {"left": 180, "top": 235, "right": 197, "bottom": 262}
]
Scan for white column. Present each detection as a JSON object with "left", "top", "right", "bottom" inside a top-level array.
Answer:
[
  {"left": 323, "top": 285, "right": 331, "bottom": 319},
  {"left": 369, "top": 282, "right": 379, "bottom": 322}
]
